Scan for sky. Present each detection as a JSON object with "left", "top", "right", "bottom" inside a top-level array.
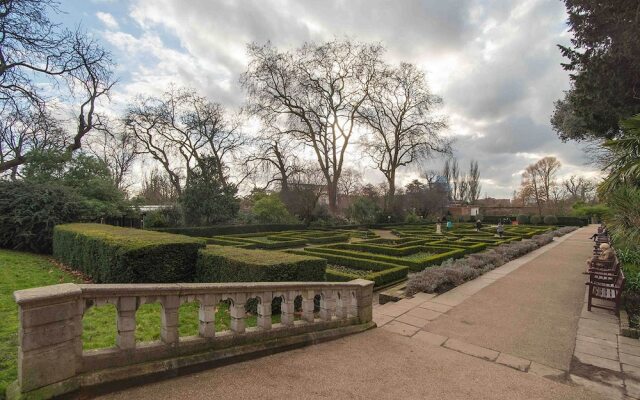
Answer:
[{"left": 55, "top": 0, "right": 601, "bottom": 198}]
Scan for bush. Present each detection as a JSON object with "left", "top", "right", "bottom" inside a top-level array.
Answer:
[
  {"left": 143, "top": 206, "right": 182, "bottom": 228},
  {"left": 516, "top": 214, "right": 530, "bottom": 224},
  {"left": 347, "top": 197, "right": 381, "bottom": 224},
  {"left": 252, "top": 195, "right": 297, "bottom": 224},
  {"left": 196, "top": 245, "right": 326, "bottom": 282},
  {"left": 405, "top": 211, "right": 420, "bottom": 224},
  {"left": 0, "top": 181, "right": 84, "bottom": 253},
  {"left": 53, "top": 223, "right": 205, "bottom": 283},
  {"left": 530, "top": 215, "right": 542, "bottom": 225},
  {"left": 543, "top": 215, "right": 558, "bottom": 225}
]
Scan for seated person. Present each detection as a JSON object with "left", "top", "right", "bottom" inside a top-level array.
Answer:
[{"left": 586, "top": 243, "right": 615, "bottom": 269}]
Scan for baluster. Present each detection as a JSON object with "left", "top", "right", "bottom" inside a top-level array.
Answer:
[
  {"left": 302, "top": 289, "right": 315, "bottom": 323},
  {"left": 161, "top": 295, "right": 180, "bottom": 345},
  {"left": 280, "top": 293, "right": 295, "bottom": 327},
  {"left": 335, "top": 290, "right": 349, "bottom": 319},
  {"left": 229, "top": 294, "right": 247, "bottom": 333},
  {"left": 257, "top": 292, "right": 272, "bottom": 330},
  {"left": 199, "top": 294, "right": 218, "bottom": 338},
  {"left": 319, "top": 290, "right": 336, "bottom": 322},
  {"left": 116, "top": 297, "right": 137, "bottom": 350}
]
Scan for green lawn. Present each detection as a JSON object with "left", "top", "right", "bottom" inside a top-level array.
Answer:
[{"left": 0, "top": 249, "right": 279, "bottom": 397}]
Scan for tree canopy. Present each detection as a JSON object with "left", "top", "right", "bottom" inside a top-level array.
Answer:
[{"left": 551, "top": 0, "right": 640, "bottom": 141}]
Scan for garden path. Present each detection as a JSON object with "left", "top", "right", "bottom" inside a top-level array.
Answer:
[{"left": 96, "top": 226, "right": 617, "bottom": 400}]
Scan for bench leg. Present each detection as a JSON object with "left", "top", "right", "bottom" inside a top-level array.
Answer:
[{"left": 587, "top": 289, "right": 592, "bottom": 311}]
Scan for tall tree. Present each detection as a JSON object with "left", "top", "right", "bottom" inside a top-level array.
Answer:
[
  {"left": 0, "top": 1, "right": 115, "bottom": 173},
  {"left": 358, "top": 62, "right": 449, "bottom": 210},
  {"left": 519, "top": 156, "right": 562, "bottom": 215},
  {"left": 551, "top": 0, "right": 640, "bottom": 141},
  {"left": 562, "top": 175, "right": 596, "bottom": 202},
  {"left": 451, "top": 158, "right": 460, "bottom": 202},
  {"left": 468, "top": 160, "right": 481, "bottom": 203},
  {"left": 88, "top": 123, "right": 138, "bottom": 192},
  {"left": 125, "top": 87, "right": 245, "bottom": 195},
  {"left": 242, "top": 40, "right": 384, "bottom": 214}
]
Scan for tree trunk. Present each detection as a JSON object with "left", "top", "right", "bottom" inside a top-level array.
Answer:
[
  {"left": 386, "top": 177, "right": 396, "bottom": 214},
  {"left": 327, "top": 180, "right": 338, "bottom": 215}
]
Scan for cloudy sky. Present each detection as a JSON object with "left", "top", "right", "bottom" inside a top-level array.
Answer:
[{"left": 57, "top": 0, "right": 600, "bottom": 198}]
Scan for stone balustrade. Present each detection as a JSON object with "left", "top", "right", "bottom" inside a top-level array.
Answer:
[{"left": 9, "top": 280, "right": 374, "bottom": 399}]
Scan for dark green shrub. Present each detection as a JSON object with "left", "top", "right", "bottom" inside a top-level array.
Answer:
[
  {"left": 543, "top": 215, "right": 558, "bottom": 225},
  {"left": 143, "top": 206, "right": 182, "bottom": 228},
  {"left": 516, "top": 214, "right": 530, "bottom": 224},
  {"left": 0, "top": 181, "right": 84, "bottom": 253},
  {"left": 53, "top": 223, "right": 205, "bottom": 283},
  {"left": 252, "top": 194, "right": 296, "bottom": 224},
  {"left": 152, "top": 224, "right": 305, "bottom": 236},
  {"left": 196, "top": 246, "right": 326, "bottom": 282},
  {"left": 530, "top": 215, "right": 542, "bottom": 225},
  {"left": 347, "top": 197, "right": 381, "bottom": 224}
]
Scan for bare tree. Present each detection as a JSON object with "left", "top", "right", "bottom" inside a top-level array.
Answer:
[
  {"left": 138, "top": 167, "right": 179, "bottom": 205},
  {"left": 0, "top": 109, "right": 67, "bottom": 179},
  {"left": 451, "top": 158, "right": 460, "bottom": 201},
  {"left": 358, "top": 62, "right": 450, "bottom": 211},
  {"left": 125, "top": 87, "right": 246, "bottom": 195},
  {"left": 247, "top": 121, "right": 303, "bottom": 192},
  {"left": 281, "top": 167, "right": 326, "bottom": 222},
  {"left": 242, "top": 40, "right": 384, "bottom": 215},
  {"left": 468, "top": 160, "right": 481, "bottom": 203},
  {"left": 458, "top": 173, "right": 469, "bottom": 203},
  {"left": 562, "top": 175, "right": 596, "bottom": 203},
  {"left": 338, "top": 167, "right": 363, "bottom": 197},
  {"left": 88, "top": 122, "right": 138, "bottom": 191},
  {"left": 0, "top": 1, "right": 115, "bottom": 173},
  {"left": 520, "top": 156, "right": 562, "bottom": 215}
]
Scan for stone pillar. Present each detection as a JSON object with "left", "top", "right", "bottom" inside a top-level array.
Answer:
[
  {"left": 257, "top": 293, "right": 272, "bottom": 330},
  {"left": 302, "top": 290, "right": 315, "bottom": 323},
  {"left": 335, "top": 290, "right": 349, "bottom": 319},
  {"left": 14, "top": 283, "right": 83, "bottom": 395},
  {"left": 319, "top": 291, "right": 335, "bottom": 322},
  {"left": 229, "top": 294, "right": 246, "bottom": 334},
  {"left": 161, "top": 296, "right": 180, "bottom": 345},
  {"left": 351, "top": 279, "right": 374, "bottom": 323},
  {"left": 116, "top": 297, "right": 137, "bottom": 350},
  {"left": 280, "top": 294, "right": 295, "bottom": 327},
  {"left": 198, "top": 294, "right": 218, "bottom": 338}
]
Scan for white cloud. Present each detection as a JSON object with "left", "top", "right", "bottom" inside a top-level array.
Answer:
[{"left": 96, "top": 12, "right": 119, "bottom": 30}]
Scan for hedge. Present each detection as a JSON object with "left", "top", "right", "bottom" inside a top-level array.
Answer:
[
  {"left": 196, "top": 245, "right": 326, "bottom": 282},
  {"left": 302, "top": 246, "right": 465, "bottom": 272},
  {"left": 151, "top": 224, "right": 306, "bottom": 237},
  {"left": 325, "top": 266, "right": 409, "bottom": 287},
  {"left": 53, "top": 223, "right": 206, "bottom": 283}
]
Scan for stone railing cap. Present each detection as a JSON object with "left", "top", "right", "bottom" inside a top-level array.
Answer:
[{"left": 14, "top": 283, "right": 82, "bottom": 305}]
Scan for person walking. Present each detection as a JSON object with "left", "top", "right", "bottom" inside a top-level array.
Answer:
[
  {"left": 446, "top": 219, "right": 453, "bottom": 231},
  {"left": 497, "top": 221, "right": 505, "bottom": 238},
  {"left": 475, "top": 219, "right": 482, "bottom": 232}
]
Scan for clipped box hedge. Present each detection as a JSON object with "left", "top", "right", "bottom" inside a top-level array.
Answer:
[
  {"left": 53, "top": 223, "right": 206, "bottom": 283},
  {"left": 151, "top": 224, "right": 306, "bottom": 237},
  {"left": 196, "top": 245, "right": 326, "bottom": 282}
]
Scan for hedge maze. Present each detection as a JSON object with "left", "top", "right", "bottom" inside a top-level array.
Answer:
[{"left": 53, "top": 223, "right": 553, "bottom": 289}]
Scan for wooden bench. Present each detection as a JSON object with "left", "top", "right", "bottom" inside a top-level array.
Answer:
[{"left": 586, "top": 269, "right": 625, "bottom": 314}]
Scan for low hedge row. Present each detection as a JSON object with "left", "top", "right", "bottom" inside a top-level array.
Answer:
[
  {"left": 303, "top": 246, "right": 465, "bottom": 272},
  {"left": 196, "top": 245, "right": 326, "bottom": 282},
  {"left": 151, "top": 224, "right": 306, "bottom": 237},
  {"left": 53, "top": 223, "right": 206, "bottom": 283}
]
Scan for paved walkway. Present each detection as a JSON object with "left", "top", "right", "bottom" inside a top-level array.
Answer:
[{"left": 98, "top": 226, "right": 630, "bottom": 400}]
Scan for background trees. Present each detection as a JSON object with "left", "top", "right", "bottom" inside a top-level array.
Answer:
[
  {"left": 242, "top": 40, "right": 384, "bottom": 215},
  {"left": 358, "top": 62, "right": 449, "bottom": 211},
  {"left": 519, "top": 156, "right": 562, "bottom": 215}
]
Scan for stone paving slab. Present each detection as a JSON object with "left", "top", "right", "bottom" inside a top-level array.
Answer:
[
  {"left": 418, "top": 301, "right": 452, "bottom": 313},
  {"left": 380, "top": 320, "right": 420, "bottom": 336},
  {"left": 395, "top": 313, "right": 429, "bottom": 328},
  {"left": 443, "top": 338, "right": 499, "bottom": 361},
  {"left": 496, "top": 353, "right": 531, "bottom": 372}
]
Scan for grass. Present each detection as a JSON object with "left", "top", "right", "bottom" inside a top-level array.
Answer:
[
  {"left": 402, "top": 252, "right": 436, "bottom": 261},
  {"left": 0, "top": 249, "right": 282, "bottom": 397}
]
